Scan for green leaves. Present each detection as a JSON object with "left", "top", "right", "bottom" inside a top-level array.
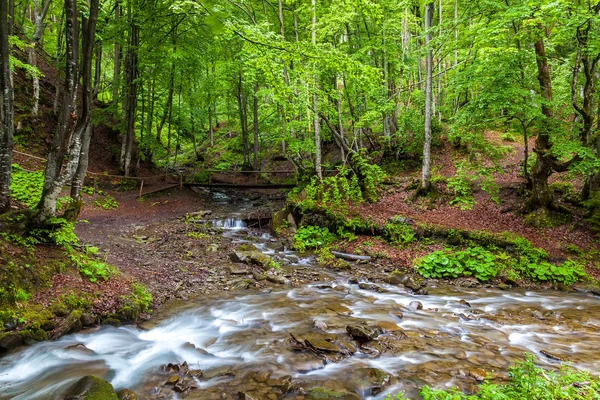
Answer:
[
  {"left": 293, "top": 225, "right": 336, "bottom": 251},
  {"left": 416, "top": 247, "right": 499, "bottom": 281}
]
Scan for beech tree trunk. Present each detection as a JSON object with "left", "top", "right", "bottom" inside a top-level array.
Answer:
[
  {"left": 0, "top": 0, "right": 14, "bottom": 214},
  {"left": 120, "top": 2, "right": 137, "bottom": 176},
  {"left": 312, "top": 0, "right": 322, "bottom": 180},
  {"left": 112, "top": 1, "right": 121, "bottom": 107},
  {"left": 29, "top": 0, "right": 52, "bottom": 116},
  {"left": 527, "top": 35, "right": 556, "bottom": 211},
  {"left": 421, "top": 2, "right": 434, "bottom": 192},
  {"left": 69, "top": 0, "right": 99, "bottom": 202},
  {"left": 37, "top": 0, "right": 80, "bottom": 221},
  {"left": 253, "top": 81, "right": 259, "bottom": 171}
]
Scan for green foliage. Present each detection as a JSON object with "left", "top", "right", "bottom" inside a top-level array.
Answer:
[
  {"left": 447, "top": 162, "right": 501, "bottom": 210},
  {"left": 292, "top": 166, "right": 363, "bottom": 215},
  {"left": 316, "top": 246, "right": 348, "bottom": 269},
  {"left": 10, "top": 164, "right": 43, "bottom": 208},
  {"left": 69, "top": 249, "right": 115, "bottom": 283},
  {"left": 126, "top": 283, "right": 153, "bottom": 313},
  {"left": 384, "top": 222, "right": 415, "bottom": 246},
  {"left": 516, "top": 259, "right": 587, "bottom": 285},
  {"left": 416, "top": 247, "right": 499, "bottom": 281},
  {"left": 407, "top": 355, "right": 600, "bottom": 400},
  {"left": 59, "top": 291, "right": 92, "bottom": 310},
  {"left": 293, "top": 226, "right": 336, "bottom": 251},
  {"left": 13, "top": 288, "right": 31, "bottom": 303},
  {"left": 192, "top": 171, "right": 210, "bottom": 183},
  {"left": 291, "top": 156, "right": 384, "bottom": 216},
  {"left": 29, "top": 218, "right": 79, "bottom": 247},
  {"left": 187, "top": 231, "right": 209, "bottom": 239},
  {"left": 447, "top": 172, "right": 475, "bottom": 210},
  {"left": 93, "top": 195, "right": 118, "bottom": 210},
  {"left": 351, "top": 152, "right": 387, "bottom": 203}
]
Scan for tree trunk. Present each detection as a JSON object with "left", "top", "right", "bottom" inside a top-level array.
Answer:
[
  {"left": 120, "top": 3, "right": 138, "bottom": 177},
  {"left": 156, "top": 65, "right": 174, "bottom": 145},
  {"left": 236, "top": 69, "right": 250, "bottom": 167},
  {"left": 37, "top": 0, "right": 80, "bottom": 221},
  {"left": 523, "top": 33, "right": 562, "bottom": 212},
  {"left": 69, "top": 0, "right": 99, "bottom": 202},
  {"left": 29, "top": 0, "right": 52, "bottom": 116},
  {"left": 420, "top": 2, "right": 434, "bottom": 192},
  {"left": 253, "top": 80, "right": 259, "bottom": 171},
  {"left": 0, "top": 0, "right": 14, "bottom": 214},
  {"left": 312, "top": 0, "right": 322, "bottom": 180},
  {"left": 92, "top": 42, "right": 102, "bottom": 99},
  {"left": 112, "top": 1, "right": 121, "bottom": 107}
]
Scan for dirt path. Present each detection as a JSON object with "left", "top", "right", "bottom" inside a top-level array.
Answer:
[{"left": 75, "top": 187, "right": 286, "bottom": 307}]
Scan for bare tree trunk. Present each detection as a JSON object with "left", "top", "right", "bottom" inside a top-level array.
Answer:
[
  {"left": 312, "top": 0, "right": 322, "bottom": 180},
  {"left": 29, "top": 0, "right": 52, "bottom": 116},
  {"left": 120, "top": 1, "right": 138, "bottom": 177},
  {"left": 236, "top": 68, "right": 250, "bottom": 166},
  {"left": 0, "top": 0, "right": 14, "bottom": 214},
  {"left": 421, "top": 2, "right": 434, "bottom": 192},
  {"left": 253, "top": 80, "right": 259, "bottom": 171},
  {"left": 92, "top": 42, "right": 101, "bottom": 99},
  {"left": 112, "top": 0, "right": 121, "bottom": 108},
  {"left": 156, "top": 65, "right": 174, "bottom": 145},
  {"left": 121, "top": 2, "right": 139, "bottom": 176},
  {"left": 526, "top": 35, "right": 556, "bottom": 211},
  {"left": 68, "top": 0, "right": 99, "bottom": 203},
  {"left": 37, "top": 0, "right": 80, "bottom": 221}
]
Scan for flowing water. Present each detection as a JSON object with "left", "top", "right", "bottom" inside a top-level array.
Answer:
[{"left": 2, "top": 219, "right": 600, "bottom": 399}]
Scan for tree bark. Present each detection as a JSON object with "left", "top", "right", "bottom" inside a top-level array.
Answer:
[
  {"left": 120, "top": 2, "right": 138, "bottom": 177},
  {"left": 69, "top": 0, "right": 99, "bottom": 201},
  {"left": 37, "top": 0, "right": 81, "bottom": 221},
  {"left": 312, "top": 0, "right": 322, "bottom": 180},
  {"left": 0, "top": 0, "right": 14, "bottom": 214},
  {"left": 526, "top": 34, "right": 556, "bottom": 211},
  {"left": 30, "top": 0, "right": 52, "bottom": 116},
  {"left": 253, "top": 80, "right": 259, "bottom": 171},
  {"left": 420, "top": 2, "right": 434, "bottom": 192},
  {"left": 112, "top": 0, "right": 121, "bottom": 107}
]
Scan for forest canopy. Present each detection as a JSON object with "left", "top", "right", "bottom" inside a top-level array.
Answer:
[{"left": 1, "top": 0, "right": 600, "bottom": 224}]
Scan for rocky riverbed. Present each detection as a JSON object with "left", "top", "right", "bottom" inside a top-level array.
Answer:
[{"left": 2, "top": 214, "right": 600, "bottom": 400}]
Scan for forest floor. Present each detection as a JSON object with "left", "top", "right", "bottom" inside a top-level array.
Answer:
[{"left": 3, "top": 131, "right": 600, "bottom": 353}]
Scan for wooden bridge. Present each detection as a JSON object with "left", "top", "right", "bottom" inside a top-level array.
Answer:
[{"left": 11, "top": 149, "right": 335, "bottom": 200}]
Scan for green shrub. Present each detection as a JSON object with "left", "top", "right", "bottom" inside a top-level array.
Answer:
[
  {"left": 393, "top": 354, "right": 600, "bottom": 400},
  {"left": 93, "top": 194, "right": 118, "bottom": 210},
  {"left": 293, "top": 226, "right": 336, "bottom": 251},
  {"left": 516, "top": 259, "right": 587, "bottom": 285},
  {"left": 10, "top": 164, "right": 43, "bottom": 208},
  {"left": 416, "top": 246, "right": 498, "bottom": 281},
  {"left": 127, "top": 283, "right": 153, "bottom": 312},
  {"left": 69, "top": 250, "right": 115, "bottom": 283},
  {"left": 384, "top": 222, "right": 415, "bottom": 246},
  {"left": 30, "top": 218, "right": 79, "bottom": 246}
]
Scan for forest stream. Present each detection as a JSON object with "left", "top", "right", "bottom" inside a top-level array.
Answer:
[{"left": 2, "top": 195, "right": 600, "bottom": 400}]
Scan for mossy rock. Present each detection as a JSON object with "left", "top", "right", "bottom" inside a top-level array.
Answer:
[
  {"left": 63, "top": 375, "right": 118, "bottom": 400},
  {"left": 102, "top": 317, "right": 121, "bottom": 327},
  {"left": 306, "top": 388, "right": 361, "bottom": 399},
  {"left": 524, "top": 209, "right": 572, "bottom": 228},
  {"left": 18, "top": 327, "right": 47, "bottom": 342}
]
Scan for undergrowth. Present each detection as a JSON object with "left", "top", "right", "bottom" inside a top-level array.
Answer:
[{"left": 388, "top": 354, "right": 600, "bottom": 400}]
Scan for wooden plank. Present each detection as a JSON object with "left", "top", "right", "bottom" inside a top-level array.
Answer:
[
  {"left": 183, "top": 183, "right": 296, "bottom": 189},
  {"left": 140, "top": 183, "right": 180, "bottom": 197}
]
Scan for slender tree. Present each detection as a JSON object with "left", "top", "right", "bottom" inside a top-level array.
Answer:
[
  {"left": 420, "top": 2, "right": 434, "bottom": 193},
  {"left": 0, "top": 0, "right": 13, "bottom": 214}
]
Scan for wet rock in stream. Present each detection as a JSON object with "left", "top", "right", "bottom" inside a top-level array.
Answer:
[{"left": 346, "top": 323, "right": 379, "bottom": 341}]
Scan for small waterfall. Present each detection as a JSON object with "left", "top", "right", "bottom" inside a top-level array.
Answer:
[{"left": 208, "top": 218, "right": 247, "bottom": 229}]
